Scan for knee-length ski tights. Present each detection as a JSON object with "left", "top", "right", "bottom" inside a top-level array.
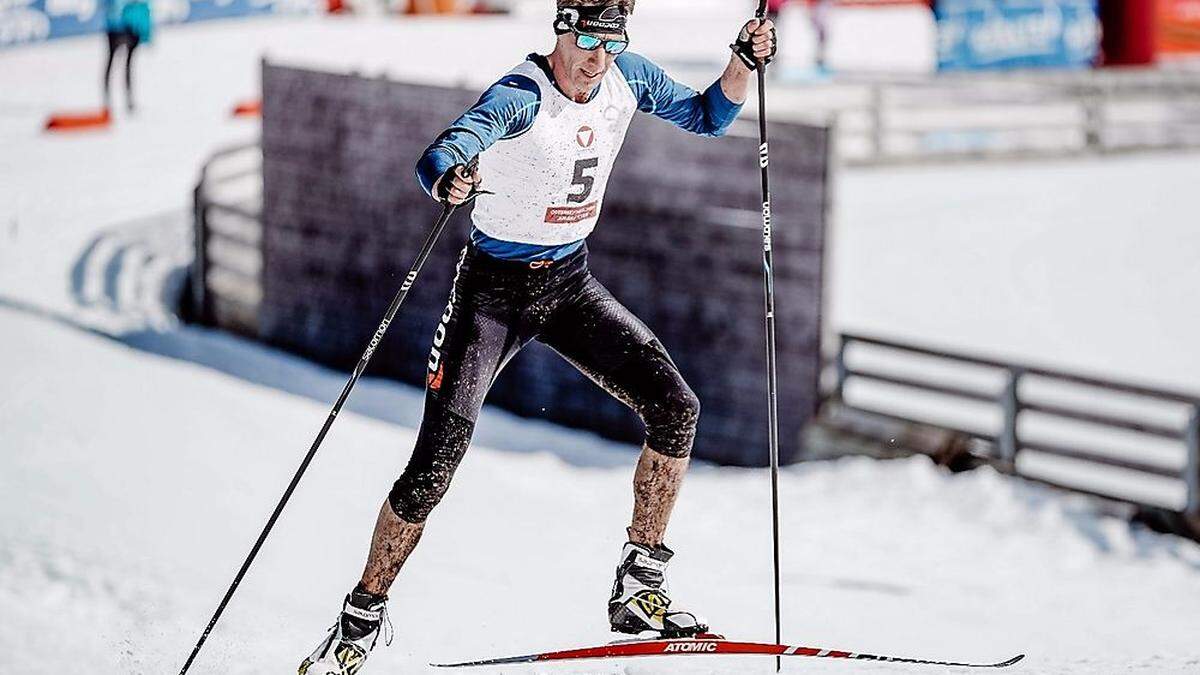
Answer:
[{"left": 388, "top": 244, "right": 699, "bottom": 523}]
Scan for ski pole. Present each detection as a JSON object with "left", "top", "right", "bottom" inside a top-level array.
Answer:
[
  {"left": 178, "top": 157, "right": 480, "bottom": 675},
  {"left": 751, "top": 2, "right": 783, "bottom": 672}
]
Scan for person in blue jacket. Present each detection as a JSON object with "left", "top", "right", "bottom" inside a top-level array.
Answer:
[
  {"left": 102, "top": 0, "right": 152, "bottom": 113},
  {"left": 300, "top": 3, "right": 776, "bottom": 674}
]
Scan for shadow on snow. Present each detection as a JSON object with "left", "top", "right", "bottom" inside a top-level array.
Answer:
[{"left": 8, "top": 211, "right": 634, "bottom": 470}]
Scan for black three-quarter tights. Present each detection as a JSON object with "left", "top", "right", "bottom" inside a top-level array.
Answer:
[{"left": 389, "top": 243, "right": 699, "bottom": 523}]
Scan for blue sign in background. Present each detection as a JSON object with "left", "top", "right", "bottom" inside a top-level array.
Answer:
[
  {"left": 0, "top": 0, "right": 309, "bottom": 49},
  {"left": 936, "top": 0, "right": 1100, "bottom": 71}
]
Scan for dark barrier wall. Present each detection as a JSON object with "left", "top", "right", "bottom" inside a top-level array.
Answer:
[{"left": 259, "top": 62, "right": 829, "bottom": 466}]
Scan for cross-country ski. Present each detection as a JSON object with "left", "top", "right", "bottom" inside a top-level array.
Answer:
[{"left": 432, "top": 636, "right": 1025, "bottom": 670}]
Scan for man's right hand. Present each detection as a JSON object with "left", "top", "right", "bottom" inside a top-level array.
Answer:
[{"left": 433, "top": 163, "right": 483, "bottom": 205}]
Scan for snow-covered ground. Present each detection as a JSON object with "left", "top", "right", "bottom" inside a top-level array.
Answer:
[
  {"left": 4, "top": 296, "right": 1200, "bottom": 674},
  {"left": 2, "top": 12, "right": 1200, "bottom": 675}
]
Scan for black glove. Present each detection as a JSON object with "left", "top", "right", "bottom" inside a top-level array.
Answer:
[
  {"left": 731, "top": 19, "right": 777, "bottom": 71},
  {"left": 435, "top": 158, "right": 489, "bottom": 205}
]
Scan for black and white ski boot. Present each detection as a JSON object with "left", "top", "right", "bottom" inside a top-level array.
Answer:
[
  {"left": 608, "top": 541, "right": 709, "bottom": 638},
  {"left": 299, "top": 585, "right": 392, "bottom": 675}
]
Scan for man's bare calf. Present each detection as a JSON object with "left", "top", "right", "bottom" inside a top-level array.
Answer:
[
  {"left": 359, "top": 502, "right": 425, "bottom": 597},
  {"left": 628, "top": 445, "right": 689, "bottom": 547}
]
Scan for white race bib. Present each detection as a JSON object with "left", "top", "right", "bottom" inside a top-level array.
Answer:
[{"left": 472, "top": 59, "right": 638, "bottom": 246}]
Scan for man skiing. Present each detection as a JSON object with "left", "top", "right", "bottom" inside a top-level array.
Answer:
[{"left": 300, "top": 2, "right": 776, "bottom": 673}]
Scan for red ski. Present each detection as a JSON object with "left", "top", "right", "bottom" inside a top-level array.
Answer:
[{"left": 432, "top": 634, "right": 1024, "bottom": 669}]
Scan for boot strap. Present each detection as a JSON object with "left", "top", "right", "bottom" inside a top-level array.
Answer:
[
  {"left": 343, "top": 604, "right": 382, "bottom": 623},
  {"left": 632, "top": 551, "right": 668, "bottom": 571}
]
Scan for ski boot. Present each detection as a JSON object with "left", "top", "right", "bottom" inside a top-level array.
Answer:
[
  {"left": 299, "top": 585, "right": 392, "bottom": 675},
  {"left": 608, "top": 541, "right": 708, "bottom": 638}
]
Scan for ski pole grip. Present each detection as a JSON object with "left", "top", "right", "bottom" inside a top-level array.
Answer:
[{"left": 756, "top": 0, "right": 767, "bottom": 20}]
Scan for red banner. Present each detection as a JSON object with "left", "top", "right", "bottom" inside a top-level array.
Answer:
[{"left": 1160, "top": 0, "right": 1200, "bottom": 55}]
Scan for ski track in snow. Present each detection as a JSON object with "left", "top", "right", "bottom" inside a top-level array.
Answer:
[{"left": 2, "top": 12, "right": 1200, "bottom": 675}]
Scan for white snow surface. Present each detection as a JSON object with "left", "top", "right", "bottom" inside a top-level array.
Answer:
[
  {"left": 2, "top": 12, "right": 1200, "bottom": 675},
  {"left": 4, "top": 302, "right": 1200, "bottom": 674}
]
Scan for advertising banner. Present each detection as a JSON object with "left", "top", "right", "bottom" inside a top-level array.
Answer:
[
  {"left": 1160, "top": 0, "right": 1200, "bottom": 56},
  {"left": 0, "top": 0, "right": 313, "bottom": 49},
  {"left": 935, "top": 0, "right": 1100, "bottom": 71}
]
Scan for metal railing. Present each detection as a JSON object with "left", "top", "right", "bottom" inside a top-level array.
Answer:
[
  {"left": 192, "top": 142, "right": 263, "bottom": 334},
  {"left": 832, "top": 332, "right": 1200, "bottom": 515},
  {"left": 763, "top": 66, "right": 1200, "bottom": 164}
]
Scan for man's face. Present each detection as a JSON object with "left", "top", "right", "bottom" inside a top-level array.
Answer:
[{"left": 554, "top": 31, "right": 620, "bottom": 102}]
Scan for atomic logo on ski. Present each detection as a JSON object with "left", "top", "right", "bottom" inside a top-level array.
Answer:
[{"left": 663, "top": 641, "right": 718, "bottom": 653}]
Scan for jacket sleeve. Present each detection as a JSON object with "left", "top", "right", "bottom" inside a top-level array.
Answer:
[
  {"left": 415, "top": 74, "right": 541, "bottom": 197},
  {"left": 614, "top": 52, "right": 743, "bottom": 138}
]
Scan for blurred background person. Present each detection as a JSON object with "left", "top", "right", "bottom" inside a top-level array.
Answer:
[
  {"left": 102, "top": 0, "right": 152, "bottom": 113},
  {"left": 809, "top": 0, "right": 831, "bottom": 73},
  {"left": 764, "top": 0, "right": 831, "bottom": 76}
]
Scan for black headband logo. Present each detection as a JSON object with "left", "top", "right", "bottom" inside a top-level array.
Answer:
[
  {"left": 555, "top": 4, "right": 628, "bottom": 36},
  {"left": 595, "top": 6, "right": 624, "bottom": 23}
]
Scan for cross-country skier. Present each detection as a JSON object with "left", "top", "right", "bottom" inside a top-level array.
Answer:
[{"left": 300, "top": 2, "right": 776, "bottom": 673}]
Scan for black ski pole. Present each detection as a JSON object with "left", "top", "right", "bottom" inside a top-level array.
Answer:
[
  {"left": 178, "top": 157, "right": 479, "bottom": 675},
  {"left": 751, "top": 2, "right": 783, "bottom": 672}
]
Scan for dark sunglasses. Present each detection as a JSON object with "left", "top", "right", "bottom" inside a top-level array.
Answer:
[{"left": 571, "top": 29, "right": 629, "bottom": 55}]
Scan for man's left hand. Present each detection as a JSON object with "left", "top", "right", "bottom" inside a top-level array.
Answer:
[{"left": 731, "top": 18, "right": 777, "bottom": 72}]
